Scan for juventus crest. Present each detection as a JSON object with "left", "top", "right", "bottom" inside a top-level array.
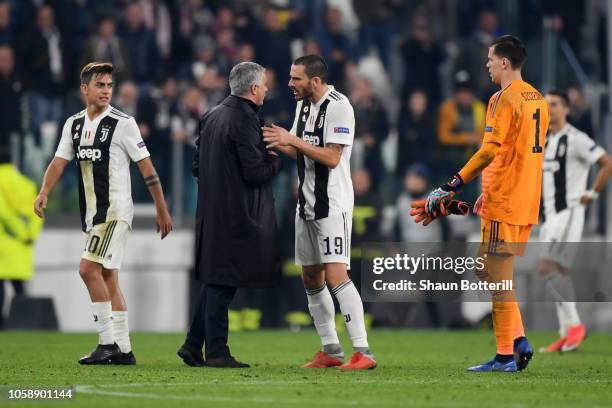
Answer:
[{"left": 100, "top": 126, "right": 110, "bottom": 143}]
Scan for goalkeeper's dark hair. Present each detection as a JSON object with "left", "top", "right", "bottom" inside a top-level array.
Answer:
[
  {"left": 293, "top": 54, "right": 328, "bottom": 83},
  {"left": 490, "top": 35, "right": 527, "bottom": 70},
  {"left": 80, "top": 62, "right": 114, "bottom": 84},
  {"left": 546, "top": 89, "right": 570, "bottom": 107}
]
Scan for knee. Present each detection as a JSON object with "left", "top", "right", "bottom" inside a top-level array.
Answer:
[
  {"left": 302, "top": 268, "right": 324, "bottom": 289},
  {"left": 79, "top": 266, "right": 98, "bottom": 282},
  {"left": 302, "top": 273, "right": 320, "bottom": 289}
]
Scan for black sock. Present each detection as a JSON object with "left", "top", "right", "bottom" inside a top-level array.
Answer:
[
  {"left": 513, "top": 336, "right": 527, "bottom": 347},
  {"left": 495, "top": 354, "right": 514, "bottom": 363}
]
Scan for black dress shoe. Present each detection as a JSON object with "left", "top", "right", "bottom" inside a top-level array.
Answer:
[
  {"left": 177, "top": 343, "right": 204, "bottom": 367},
  {"left": 112, "top": 351, "right": 137, "bottom": 365},
  {"left": 204, "top": 356, "right": 250, "bottom": 368},
  {"left": 78, "top": 343, "right": 122, "bottom": 365}
]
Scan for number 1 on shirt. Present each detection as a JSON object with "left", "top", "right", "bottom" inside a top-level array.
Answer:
[{"left": 532, "top": 108, "right": 543, "bottom": 153}]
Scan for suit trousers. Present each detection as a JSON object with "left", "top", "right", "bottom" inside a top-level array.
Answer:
[{"left": 186, "top": 284, "right": 237, "bottom": 359}]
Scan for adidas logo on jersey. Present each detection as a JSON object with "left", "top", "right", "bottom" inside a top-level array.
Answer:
[
  {"left": 76, "top": 147, "right": 103, "bottom": 162},
  {"left": 302, "top": 133, "right": 320, "bottom": 146}
]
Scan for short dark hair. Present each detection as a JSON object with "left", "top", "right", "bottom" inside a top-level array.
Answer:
[
  {"left": 547, "top": 89, "right": 570, "bottom": 107},
  {"left": 490, "top": 35, "right": 527, "bottom": 70},
  {"left": 293, "top": 54, "right": 328, "bottom": 83},
  {"left": 80, "top": 62, "right": 114, "bottom": 84}
]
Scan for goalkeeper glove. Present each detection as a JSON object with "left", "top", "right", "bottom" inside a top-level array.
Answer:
[
  {"left": 425, "top": 173, "right": 465, "bottom": 216},
  {"left": 410, "top": 199, "right": 470, "bottom": 226}
]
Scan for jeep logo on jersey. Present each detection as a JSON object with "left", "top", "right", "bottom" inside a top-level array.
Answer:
[
  {"left": 100, "top": 127, "right": 110, "bottom": 142},
  {"left": 76, "top": 147, "right": 103, "bottom": 162},
  {"left": 302, "top": 133, "right": 320, "bottom": 146}
]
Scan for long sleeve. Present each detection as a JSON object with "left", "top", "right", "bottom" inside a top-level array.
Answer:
[{"left": 233, "top": 120, "right": 281, "bottom": 187}]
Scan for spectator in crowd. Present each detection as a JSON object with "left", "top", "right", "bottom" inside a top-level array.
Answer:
[
  {"left": 233, "top": 42, "right": 255, "bottom": 64},
  {"left": 182, "top": 35, "right": 229, "bottom": 86},
  {"left": 212, "top": 6, "right": 239, "bottom": 65},
  {"left": 171, "top": 86, "right": 207, "bottom": 214},
  {"left": 0, "top": 1, "right": 14, "bottom": 47},
  {"left": 196, "top": 66, "right": 227, "bottom": 107},
  {"left": 253, "top": 8, "right": 293, "bottom": 82},
  {"left": 351, "top": 168, "right": 381, "bottom": 327},
  {"left": 437, "top": 71, "right": 484, "bottom": 206},
  {"left": 568, "top": 86, "right": 594, "bottom": 138},
  {"left": 52, "top": 0, "right": 99, "bottom": 86},
  {"left": 118, "top": 1, "right": 160, "bottom": 88},
  {"left": 352, "top": 169, "right": 384, "bottom": 251},
  {"left": 400, "top": 12, "right": 444, "bottom": 108},
  {"left": 0, "top": 46, "right": 22, "bottom": 156},
  {"left": 353, "top": 0, "right": 395, "bottom": 70},
  {"left": 396, "top": 90, "right": 437, "bottom": 181},
  {"left": 19, "top": 5, "right": 67, "bottom": 134},
  {"left": 457, "top": 9, "right": 500, "bottom": 100},
  {"left": 147, "top": 77, "right": 179, "bottom": 189},
  {"left": 114, "top": 81, "right": 156, "bottom": 202},
  {"left": 394, "top": 163, "right": 444, "bottom": 243},
  {"left": 316, "top": 6, "right": 355, "bottom": 86},
  {"left": 81, "top": 16, "right": 130, "bottom": 83},
  {"left": 350, "top": 75, "right": 389, "bottom": 190},
  {"left": 259, "top": 68, "right": 293, "bottom": 130}
]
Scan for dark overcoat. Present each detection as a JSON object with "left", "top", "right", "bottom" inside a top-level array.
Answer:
[{"left": 193, "top": 95, "right": 282, "bottom": 287}]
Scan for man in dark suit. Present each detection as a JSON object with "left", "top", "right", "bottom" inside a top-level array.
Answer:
[{"left": 177, "top": 62, "right": 282, "bottom": 368}]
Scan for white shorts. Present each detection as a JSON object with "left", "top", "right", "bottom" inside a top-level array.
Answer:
[
  {"left": 82, "top": 220, "right": 129, "bottom": 270},
  {"left": 539, "top": 207, "right": 585, "bottom": 268},
  {"left": 295, "top": 212, "right": 352, "bottom": 268}
]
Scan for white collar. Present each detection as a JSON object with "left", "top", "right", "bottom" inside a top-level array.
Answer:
[
  {"left": 549, "top": 123, "right": 571, "bottom": 138},
  {"left": 311, "top": 85, "right": 335, "bottom": 108},
  {"left": 85, "top": 104, "right": 112, "bottom": 124}
]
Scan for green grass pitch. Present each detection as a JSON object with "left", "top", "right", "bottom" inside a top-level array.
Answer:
[{"left": 1, "top": 330, "right": 611, "bottom": 407}]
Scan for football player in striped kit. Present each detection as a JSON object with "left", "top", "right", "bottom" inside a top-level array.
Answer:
[
  {"left": 263, "top": 55, "right": 376, "bottom": 370},
  {"left": 34, "top": 62, "right": 173, "bottom": 365},
  {"left": 538, "top": 90, "right": 612, "bottom": 353}
]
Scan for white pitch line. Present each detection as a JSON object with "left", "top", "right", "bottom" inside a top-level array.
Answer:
[{"left": 76, "top": 385, "right": 363, "bottom": 406}]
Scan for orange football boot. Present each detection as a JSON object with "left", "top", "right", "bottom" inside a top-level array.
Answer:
[
  {"left": 339, "top": 352, "right": 377, "bottom": 370},
  {"left": 538, "top": 337, "right": 566, "bottom": 353},
  {"left": 562, "top": 324, "right": 586, "bottom": 352},
  {"left": 302, "top": 351, "right": 343, "bottom": 368}
]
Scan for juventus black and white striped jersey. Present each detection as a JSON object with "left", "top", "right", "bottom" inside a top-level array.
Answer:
[
  {"left": 290, "top": 86, "right": 355, "bottom": 220},
  {"left": 542, "top": 123, "right": 605, "bottom": 217},
  {"left": 55, "top": 105, "right": 150, "bottom": 232}
]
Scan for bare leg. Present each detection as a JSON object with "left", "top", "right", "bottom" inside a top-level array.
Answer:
[
  {"left": 79, "top": 259, "right": 109, "bottom": 302},
  {"left": 102, "top": 268, "right": 126, "bottom": 311}
]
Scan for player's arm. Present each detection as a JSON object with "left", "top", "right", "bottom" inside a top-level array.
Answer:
[
  {"left": 136, "top": 157, "right": 173, "bottom": 239},
  {"left": 263, "top": 123, "right": 342, "bottom": 168},
  {"left": 423, "top": 93, "right": 512, "bottom": 216},
  {"left": 581, "top": 153, "right": 612, "bottom": 204},
  {"left": 421, "top": 141, "right": 500, "bottom": 216},
  {"left": 275, "top": 144, "right": 298, "bottom": 160},
  {"left": 34, "top": 157, "right": 70, "bottom": 218}
]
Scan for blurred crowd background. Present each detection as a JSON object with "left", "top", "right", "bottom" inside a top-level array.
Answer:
[{"left": 1, "top": 0, "right": 611, "bottom": 330}]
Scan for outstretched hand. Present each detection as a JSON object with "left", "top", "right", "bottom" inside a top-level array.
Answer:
[{"left": 262, "top": 124, "right": 292, "bottom": 149}]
